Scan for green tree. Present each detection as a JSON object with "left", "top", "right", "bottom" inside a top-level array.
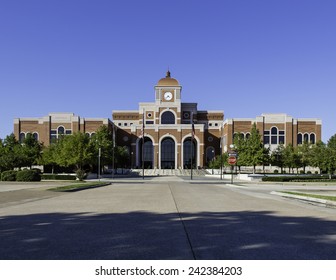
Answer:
[
  {"left": 233, "top": 132, "right": 247, "bottom": 168},
  {"left": 244, "top": 123, "right": 265, "bottom": 173},
  {"left": 55, "top": 132, "right": 95, "bottom": 171},
  {"left": 283, "top": 144, "right": 299, "bottom": 173},
  {"left": 20, "top": 133, "right": 43, "bottom": 168},
  {"left": 39, "top": 143, "right": 59, "bottom": 174},
  {"left": 325, "top": 135, "right": 336, "bottom": 178},
  {"left": 271, "top": 144, "right": 285, "bottom": 173},
  {"left": 310, "top": 137, "right": 336, "bottom": 178},
  {"left": 310, "top": 141, "right": 326, "bottom": 174},
  {"left": 0, "top": 134, "right": 22, "bottom": 171},
  {"left": 91, "top": 125, "right": 114, "bottom": 172},
  {"left": 208, "top": 153, "right": 229, "bottom": 169},
  {"left": 114, "top": 146, "right": 130, "bottom": 168},
  {"left": 296, "top": 141, "right": 312, "bottom": 173}
]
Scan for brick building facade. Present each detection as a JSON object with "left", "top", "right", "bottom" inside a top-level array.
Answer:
[
  {"left": 113, "top": 71, "right": 223, "bottom": 169},
  {"left": 222, "top": 114, "right": 322, "bottom": 152},
  {"left": 13, "top": 71, "right": 322, "bottom": 169},
  {"left": 14, "top": 113, "right": 112, "bottom": 145}
]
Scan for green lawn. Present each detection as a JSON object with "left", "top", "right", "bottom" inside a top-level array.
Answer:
[
  {"left": 48, "top": 181, "right": 110, "bottom": 192},
  {"left": 280, "top": 191, "right": 336, "bottom": 201}
]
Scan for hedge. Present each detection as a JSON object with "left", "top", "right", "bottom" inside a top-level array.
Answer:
[
  {"left": 16, "top": 169, "right": 41, "bottom": 182},
  {"left": 262, "top": 175, "right": 335, "bottom": 182},
  {"left": 1, "top": 170, "right": 17, "bottom": 181},
  {"left": 41, "top": 174, "right": 77, "bottom": 180}
]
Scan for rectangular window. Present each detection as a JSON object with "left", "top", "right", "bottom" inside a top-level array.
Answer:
[
  {"left": 279, "top": 136, "right": 285, "bottom": 144},
  {"left": 264, "top": 131, "right": 270, "bottom": 135},
  {"left": 66, "top": 130, "right": 72, "bottom": 135},
  {"left": 146, "top": 121, "right": 154, "bottom": 124},
  {"left": 263, "top": 136, "right": 270, "bottom": 144},
  {"left": 279, "top": 131, "right": 285, "bottom": 135},
  {"left": 50, "top": 135, "right": 57, "bottom": 144},
  {"left": 271, "top": 136, "right": 277, "bottom": 144}
]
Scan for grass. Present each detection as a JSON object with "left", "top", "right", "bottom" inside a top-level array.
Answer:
[
  {"left": 280, "top": 191, "right": 336, "bottom": 202},
  {"left": 48, "top": 181, "right": 110, "bottom": 192}
]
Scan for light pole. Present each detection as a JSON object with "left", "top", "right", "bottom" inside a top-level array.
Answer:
[
  {"left": 212, "top": 149, "right": 215, "bottom": 175},
  {"left": 220, "top": 137, "right": 223, "bottom": 180},
  {"left": 98, "top": 147, "right": 101, "bottom": 181}
]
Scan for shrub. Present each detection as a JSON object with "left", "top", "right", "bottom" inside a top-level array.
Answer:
[
  {"left": 273, "top": 169, "right": 279, "bottom": 174},
  {"left": 16, "top": 169, "right": 41, "bottom": 182},
  {"left": 262, "top": 175, "right": 333, "bottom": 182},
  {"left": 307, "top": 171, "right": 312, "bottom": 174},
  {"left": 1, "top": 170, "right": 17, "bottom": 181},
  {"left": 41, "top": 174, "right": 77, "bottom": 180},
  {"left": 299, "top": 170, "right": 305, "bottom": 174},
  {"left": 76, "top": 169, "right": 87, "bottom": 181}
]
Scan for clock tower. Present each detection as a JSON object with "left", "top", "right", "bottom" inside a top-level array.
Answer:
[{"left": 155, "top": 70, "right": 182, "bottom": 106}]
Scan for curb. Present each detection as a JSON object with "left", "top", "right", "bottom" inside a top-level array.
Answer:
[
  {"left": 271, "top": 191, "right": 336, "bottom": 207},
  {"left": 50, "top": 182, "right": 111, "bottom": 192}
]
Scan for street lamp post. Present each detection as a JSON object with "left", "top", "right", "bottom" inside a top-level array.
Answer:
[
  {"left": 98, "top": 147, "right": 101, "bottom": 182},
  {"left": 220, "top": 137, "right": 223, "bottom": 180},
  {"left": 212, "top": 149, "right": 215, "bottom": 175}
]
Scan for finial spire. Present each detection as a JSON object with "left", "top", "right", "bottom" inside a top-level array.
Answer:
[{"left": 166, "top": 68, "right": 171, "bottom": 78}]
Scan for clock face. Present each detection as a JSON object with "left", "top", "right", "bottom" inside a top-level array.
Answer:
[{"left": 164, "top": 91, "right": 173, "bottom": 101}]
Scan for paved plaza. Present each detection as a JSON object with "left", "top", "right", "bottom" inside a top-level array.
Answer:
[{"left": 0, "top": 177, "right": 336, "bottom": 259}]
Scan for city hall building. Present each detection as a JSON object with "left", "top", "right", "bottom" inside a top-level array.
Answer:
[
  {"left": 113, "top": 71, "right": 223, "bottom": 169},
  {"left": 14, "top": 71, "right": 322, "bottom": 169}
]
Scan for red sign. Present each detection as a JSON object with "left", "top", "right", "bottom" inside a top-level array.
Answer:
[{"left": 228, "top": 156, "right": 237, "bottom": 165}]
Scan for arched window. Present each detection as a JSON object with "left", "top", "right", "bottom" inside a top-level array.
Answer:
[
  {"left": 297, "top": 133, "right": 303, "bottom": 145},
  {"left": 304, "top": 133, "right": 309, "bottom": 143},
  {"left": 183, "top": 137, "right": 196, "bottom": 169},
  {"left": 245, "top": 133, "right": 251, "bottom": 140},
  {"left": 271, "top": 127, "right": 278, "bottom": 144},
  {"left": 19, "top": 132, "right": 25, "bottom": 142},
  {"left": 310, "top": 133, "right": 316, "bottom": 144},
  {"left": 161, "top": 111, "right": 175, "bottom": 124},
  {"left": 143, "top": 139, "right": 153, "bottom": 162},
  {"left": 32, "top": 132, "right": 39, "bottom": 141},
  {"left": 58, "top": 126, "right": 65, "bottom": 135},
  {"left": 206, "top": 146, "right": 215, "bottom": 164},
  {"left": 161, "top": 138, "right": 175, "bottom": 169}
]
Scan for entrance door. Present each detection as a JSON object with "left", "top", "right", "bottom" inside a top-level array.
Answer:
[{"left": 161, "top": 138, "right": 175, "bottom": 169}]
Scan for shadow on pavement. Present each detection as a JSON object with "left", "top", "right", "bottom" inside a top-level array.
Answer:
[{"left": 0, "top": 210, "right": 335, "bottom": 260}]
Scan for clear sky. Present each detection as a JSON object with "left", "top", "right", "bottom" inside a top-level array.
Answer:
[{"left": 1, "top": 0, "right": 335, "bottom": 142}]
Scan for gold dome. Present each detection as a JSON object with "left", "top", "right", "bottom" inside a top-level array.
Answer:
[{"left": 157, "top": 70, "right": 180, "bottom": 86}]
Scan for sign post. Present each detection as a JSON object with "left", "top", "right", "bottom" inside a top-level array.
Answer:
[{"left": 228, "top": 156, "right": 237, "bottom": 184}]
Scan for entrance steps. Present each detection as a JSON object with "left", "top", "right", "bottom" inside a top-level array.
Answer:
[{"left": 132, "top": 169, "right": 209, "bottom": 177}]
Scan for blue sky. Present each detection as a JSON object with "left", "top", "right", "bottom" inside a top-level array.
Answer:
[{"left": 1, "top": 0, "right": 335, "bottom": 141}]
